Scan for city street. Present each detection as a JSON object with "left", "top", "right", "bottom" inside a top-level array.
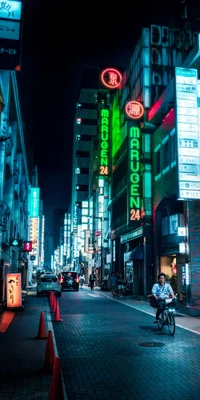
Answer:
[{"left": 53, "top": 287, "right": 200, "bottom": 400}]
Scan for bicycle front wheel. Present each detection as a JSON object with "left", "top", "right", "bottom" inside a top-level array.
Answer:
[{"left": 168, "top": 313, "right": 175, "bottom": 336}]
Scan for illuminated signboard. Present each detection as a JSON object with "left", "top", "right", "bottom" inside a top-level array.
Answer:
[
  {"left": 175, "top": 67, "right": 200, "bottom": 200},
  {"left": 0, "top": 1, "right": 23, "bottom": 70},
  {"left": 23, "top": 241, "right": 32, "bottom": 252},
  {"left": 125, "top": 101, "right": 144, "bottom": 120},
  {"left": 99, "top": 108, "right": 110, "bottom": 176},
  {"left": 127, "top": 123, "right": 142, "bottom": 225},
  {"left": 6, "top": 273, "right": 22, "bottom": 308},
  {"left": 0, "top": 1, "right": 22, "bottom": 20},
  {"left": 100, "top": 68, "right": 122, "bottom": 89},
  {"left": 29, "top": 187, "right": 40, "bottom": 217}
]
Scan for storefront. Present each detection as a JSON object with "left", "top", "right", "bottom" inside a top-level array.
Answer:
[{"left": 121, "top": 227, "right": 144, "bottom": 296}]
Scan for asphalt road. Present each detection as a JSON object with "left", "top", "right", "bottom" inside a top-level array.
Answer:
[{"left": 52, "top": 288, "right": 200, "bottom": 400}]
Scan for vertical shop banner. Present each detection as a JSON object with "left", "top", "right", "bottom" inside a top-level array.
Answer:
[
  {"left": 29, "top": 187, "right": 40, "bottom": 217},
  {"left": 175, "top": 67, "right": 200, "bottom": 200},
  {"left": 0, "top": 1, "right": 24, "bottom": 70},
  {"left": 127, "top": 122, "right": 142, "bottom": 226},
  {"left": 99, "top": 108, "right": 110, "bottom": 176},
  {"left": 6, "top": 273, "right": 22, "bottom": 308}
]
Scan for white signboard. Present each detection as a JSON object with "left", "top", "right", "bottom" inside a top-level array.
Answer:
[
  {"left": 175, "top": 68, "right": 200, "bottom": 200},
  {"left": 0, "top": 1, "right": 22, "bottom": 21},
  {"left": 0, "top": 20, "right": 20, "bottom": 40}
]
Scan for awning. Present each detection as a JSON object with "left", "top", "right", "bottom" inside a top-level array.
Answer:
[{"left": 129, "top": 246, "right": 143, "bottom": 260}]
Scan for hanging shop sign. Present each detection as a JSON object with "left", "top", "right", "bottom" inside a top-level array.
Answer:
[
  {"left": 175, "top": 67, "right": 200, "bottom": 200},
  {"left": 125, "top": 101, "right": 144, "bottom": 120},
  {"left": 6, "top": 273, "right": 22, "bottom": 308},
  {"left": 23, "top": 241, "right": 32, "bottom": 252},
  {"left": 99, "top": 108, "right": 110, "bottom": 176},
  {"left": 0, "top": 0, "right": 24, "bottom": 70},
  {"left": 100, "top": 68, "right": 122, "bottom": 89}
]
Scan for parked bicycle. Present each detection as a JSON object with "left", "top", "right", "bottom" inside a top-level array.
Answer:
[{"left": 148, "top": 295, "right": 178, "bottom": 336}]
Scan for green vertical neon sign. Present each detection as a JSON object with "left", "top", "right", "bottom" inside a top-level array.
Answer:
[
  {"left": 128, "top": 124, "right": 141, "bottom": 223},
  {"left": 99, "top": 108, "right": 109, "bottom": 176}
]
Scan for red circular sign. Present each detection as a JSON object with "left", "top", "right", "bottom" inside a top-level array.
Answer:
[
  {"left": 125, "top": 100, "right": 144, "bottom": 120},
  {"left": 95, "top": 230, "right": 101, "bottom": 237},
  {"left": 100, "top": 68, "right": 122, "bottom": 89}
]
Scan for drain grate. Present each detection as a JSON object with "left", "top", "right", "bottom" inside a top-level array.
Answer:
[{"left": 138, "top": 342, "right": 165, "bottom": 347}]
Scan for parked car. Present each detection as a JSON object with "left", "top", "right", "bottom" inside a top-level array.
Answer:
[
  {"left": 59, "top": 271, "right": 79, "bottom": 291},
  {"left": 37, "top": 273, "right": 62, "bottom": 297}
]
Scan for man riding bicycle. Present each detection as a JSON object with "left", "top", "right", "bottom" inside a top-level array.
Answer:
[{"left": 151, "top": 272, "right": 174, "bottom": 323}]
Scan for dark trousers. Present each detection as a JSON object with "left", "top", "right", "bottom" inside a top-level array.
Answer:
[{"left": 156, "top": 299, "right": 165, "bottom": 319}]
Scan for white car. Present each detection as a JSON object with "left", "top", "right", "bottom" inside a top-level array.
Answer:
[{"left": 37, "top": 273, "right": 62, "bottom": 297}]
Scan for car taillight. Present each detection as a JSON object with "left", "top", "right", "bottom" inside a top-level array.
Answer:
[
  {"left": 76, "top": 278, "right": 79, "bottom": 283},
  {"left": 60, "top": 277, "right": 63, "bottom": 283}
]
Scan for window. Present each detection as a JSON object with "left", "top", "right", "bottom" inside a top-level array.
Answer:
[
  {"left": 76, "top": 151, "right": 89, "bottom": 158},
  {"left": 163, "top": 140, "right": 169, "bottom": 169},
  {"left": 155, "top": 149, "right": 161, "bottom": 175},
  {"left": 171, "top": 134, "right": 176, "bottom": 163}
]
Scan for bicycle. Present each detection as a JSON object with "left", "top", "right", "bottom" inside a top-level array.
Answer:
[
  {"left": 112, "top": 286, "right": 123, "bottom": 298},
  {"left": 149, "top": 295, "right": 177, "bottom": 336}
]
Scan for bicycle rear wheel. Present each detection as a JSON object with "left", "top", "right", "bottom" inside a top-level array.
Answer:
[
  {"left": 157, "top": 312, "right": 164, "bottom": 330},
  {"left": 168, "top": 313, "right": 175, "bottom": 336}
]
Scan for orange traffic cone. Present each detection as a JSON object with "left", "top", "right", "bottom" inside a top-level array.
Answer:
[
  {"left": 43, "top": 330, "right": 55, "bottom": 373},
  {"left": 49, "top": 356, "right": 64, "bottom": 400},
  {"left": 35, "top": 311, "right": 47, "bottom": 339},
  {"left": 53, "top": 301, "right": 63, "bottom": 322}
]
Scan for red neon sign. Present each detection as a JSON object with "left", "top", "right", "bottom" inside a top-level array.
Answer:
[
  {"left": 125, "top": 101, "right": 144, "bottom": 120},
  {"left": 23, "top": 241, "right": 32, "bottom": 252},
  {"left": 100, "top": 68, "right": 122, "bottom": 89}
]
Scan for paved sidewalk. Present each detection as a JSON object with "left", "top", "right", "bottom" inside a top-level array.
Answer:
[
  {"left": 0, "top": 288, "right": 67, "bottom": 400},
  {"left": 86, "top": 285, "right": 200, "bottom": 335}
]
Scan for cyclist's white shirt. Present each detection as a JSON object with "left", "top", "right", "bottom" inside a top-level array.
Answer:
[{"left": 152, "top": 282, "right": 173, "bottom": 299}]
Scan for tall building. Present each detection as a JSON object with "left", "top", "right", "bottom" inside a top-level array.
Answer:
[
  {"left": 53, "top": 208, "right": 67, "bottom": 252},
  {"left": 69, "top": 1, "right": 200, "bottom": 306}
]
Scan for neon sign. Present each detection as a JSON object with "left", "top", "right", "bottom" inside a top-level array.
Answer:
[
  {"left": 125, "top": 101, "right": 144, "bottom": 120},
  {"left": 100, "top": 68, "right": 122, "bottom": 89},
  {"left": 128, "top": 124, "right": 141, "bottom": 223},
  {"left": 99, "top": 109, "right": 109, "bottom": 175}
]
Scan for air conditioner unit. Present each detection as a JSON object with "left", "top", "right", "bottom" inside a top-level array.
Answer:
[
  {"left": 151, "top": 25, "right": 161, "bottom": 45},
  {"left": 172, "top": 28, "right": 182, "bottom": 48},
  {"left": 193, "top": 32, "right": 199, "bottom": 46},
  {"left": 162, "top": 27, "right": 170, "bottom": 47},
  {"left": 183, "top": 30, "right": 192, "bottom": 50}
]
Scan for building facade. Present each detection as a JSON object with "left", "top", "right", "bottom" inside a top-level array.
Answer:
[{"left": 69, "top": 5, "right": 200, "bottom": 306}]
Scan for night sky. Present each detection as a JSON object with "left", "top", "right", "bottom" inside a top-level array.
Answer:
[{"left": 17, "top": 0, "right": 182, "bottom": 215}]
